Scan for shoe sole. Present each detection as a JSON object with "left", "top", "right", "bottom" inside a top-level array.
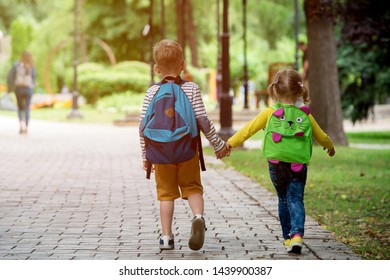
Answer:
[
  {"left": 159, "top": 242, "right": 174, "bottom": 250},
  {"left": 289, "top": 243, "right": 302, "bottom": 254},
  {"left": 188, "top": 218, "right": 205, "bottom": 251}
]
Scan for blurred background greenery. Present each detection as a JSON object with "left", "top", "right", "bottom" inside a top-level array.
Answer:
[{"left": 0, "top": 0, "right": 389, "bottom": 121}]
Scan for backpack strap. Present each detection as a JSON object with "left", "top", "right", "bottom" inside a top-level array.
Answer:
[
  {"left": 161, "top": 75, "right": 185, "bottom": 85},
  {"left": 270, "top": 102, "right": 283, "bottom": 110},
  {"left": 197, "top": 129, "right": 206, "bottom": 171},
  {"left": 146, "top": 161, "right": 152, "bottom": 180}
]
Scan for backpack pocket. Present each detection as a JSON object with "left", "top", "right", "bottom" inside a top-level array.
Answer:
[
  {"left": 263, "top": 132, "right": 312, "bottom": 164},
  {"left": 145, "top": 134, "right": 196, "bottom": 164}
]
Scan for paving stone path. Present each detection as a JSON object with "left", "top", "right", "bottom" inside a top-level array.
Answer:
[{"left": 0, "top": 116, "right": 360, "bottom": 260}]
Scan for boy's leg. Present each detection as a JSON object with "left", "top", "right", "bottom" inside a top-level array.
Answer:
[
  {"left": 154, "top": 163, "right": 180, "bottom": 249},
  {"left": 188, "top": 193, "right": 204, "bottom": 216},
  {"left": 188, "top": 194, "right": 206, "bottom": 251},
  {"left": 178, "top": 154, "right": 205, "bottom": 250},
  {"left": 160, "top": 200, "right": 174, "bottom": 237}
]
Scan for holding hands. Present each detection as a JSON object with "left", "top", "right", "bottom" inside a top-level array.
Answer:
[{"left": 216, "top": 142, "right": 232, "bottom": 159}]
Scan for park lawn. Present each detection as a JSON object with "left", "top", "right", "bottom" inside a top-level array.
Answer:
[
  {"left": 206, "top": 145, "right": 389, "bottom": 260},
  {"left": 346, "top": 131, "right": 390, "bottom": 144}
]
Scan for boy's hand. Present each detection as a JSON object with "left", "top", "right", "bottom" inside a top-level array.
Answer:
[
  {"left": 324, "top": 147, "right": 336, "bottom": 157},
  {"left": 216, "top": 142, "right": 231, "bottom": 159},
  {"left": 215, "top": 148, "right": 226, "bottom": 159},
  {"left": 143, "top": 161, "right": 154, "bottom": 172}
]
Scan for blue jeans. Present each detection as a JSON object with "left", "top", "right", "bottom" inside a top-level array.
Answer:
[
  {"left": 15, "top": 87, "right": 33, "bottom": 125},
  {"left": 268, "top": 161, "right": 307, "bottom": 240}
]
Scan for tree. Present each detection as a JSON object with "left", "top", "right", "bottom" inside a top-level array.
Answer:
[
  {"left": 336, "top": 0, "right": 390, "bottom": 123},
  {"left": 175, "top": 0, "right": 199, "bottom": 67},
  {"left": 10, "top": 17, "right": 34, "bottom": 63},
  {"left": 304, "top": 0, "right": 348, "bottom": 146}
]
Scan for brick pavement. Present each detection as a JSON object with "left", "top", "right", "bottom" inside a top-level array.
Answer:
[{"left": 0, "top": 115, "right": 360, "bottom": 260}]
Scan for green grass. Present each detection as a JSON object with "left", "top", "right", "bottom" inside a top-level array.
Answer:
[
  {"left": 206, "top": 144, "right": 390, "bottom": 260},
  {"left": 347, "top": 131, "right": 390, "bottom": 144}
]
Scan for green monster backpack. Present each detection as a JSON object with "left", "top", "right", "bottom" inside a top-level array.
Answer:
[{"left": 262, "top": 103, "right": 312, "bottom": 172}]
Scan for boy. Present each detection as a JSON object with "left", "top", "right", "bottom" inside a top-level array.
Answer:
[{"left": 139, "top": 39, "right": 225, "bottom": 250}]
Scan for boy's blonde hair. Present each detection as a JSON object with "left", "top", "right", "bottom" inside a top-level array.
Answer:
[
  {"left": 153, "top": 39, "right": 184, "bottom": 74},
  {"left": 267, "top": 69, "right": 310, "bottom": 105}
]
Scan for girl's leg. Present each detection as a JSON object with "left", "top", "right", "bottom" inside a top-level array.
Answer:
[
  {"left": 14, "top": 91, "right": 23, "bottom": 123},
  {"left": 160, "top": 200, "right": 174, "bottom": 237},
  {"left": 286, "top": 166, "right": 307, "bottom": 237},
  {"left": 268, "top": 162, "right": 291, "bottom": 240},
  {"left": 25, "top": 92, "right": 33, "bottom": 128},
  {"left": 277, "top": 196, "right": 291, "bottom": 240}
]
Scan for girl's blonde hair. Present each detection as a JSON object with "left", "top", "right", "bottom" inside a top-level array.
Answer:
[
  {"left": 20, "top": 51, "right": 34, "bottom": 67},
  {"left": 267, "top": 69, "right": 310, "bottom": 105}
]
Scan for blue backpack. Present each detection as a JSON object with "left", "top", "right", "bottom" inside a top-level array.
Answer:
[{"left": 141, "top": 76, "right": 205, "bottom": 179}]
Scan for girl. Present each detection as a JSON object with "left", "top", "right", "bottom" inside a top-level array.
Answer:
[
  {"left": 7, "top": 51, "right": 36, "bottom": 134},
  {"left": 220, "top": 69, "right": 335, "bottom": 254}
]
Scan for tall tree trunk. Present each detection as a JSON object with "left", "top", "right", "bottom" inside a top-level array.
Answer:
[
  {"left": 175, "top": 0, "right": 186, "bottom": 54},
  {"left": 304, "top": 0, "right": 348, "bottom": 146},
  {"left": 160, "top": 0, "right": 166, "bottom": 38},
  {"left": 186, "top": 0, "right": 199, "bottom": 67}
]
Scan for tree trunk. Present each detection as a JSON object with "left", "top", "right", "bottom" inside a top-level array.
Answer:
[
  {"left": 304, "top": 0, "right": 348, "bottom": 146},
  {"left": 186, "top": 0, "right": 199, "bottom": 67},
  {"left": 175, "top": 0, "right": 186, "bottom": 53}
]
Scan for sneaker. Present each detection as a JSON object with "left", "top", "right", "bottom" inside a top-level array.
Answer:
[
  {"left": 283, "top": 239, "right": 292, "bottom": 253},
  {"left": 159, "top": 235, "right": 174, "bottom": 250},
  {"left": 188, "top": 216, "right": 206, "bottom": 251},
  {"left": 289, "top": 234, "right": 303, "bottom": 254}
]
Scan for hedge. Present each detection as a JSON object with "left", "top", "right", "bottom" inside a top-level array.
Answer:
[{"left": 76, "top": 61, "right": 150, "bottom": 104}]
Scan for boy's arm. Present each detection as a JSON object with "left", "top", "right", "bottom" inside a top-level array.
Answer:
[
  {"left": 190, "top": 84, "right": 225, "bottom": 152},
  {"left": 309, "top": 115, "right": 336, "bottom": 156},
  {"left": 228, "top": 108, "right": 272, "bottom": 148},
  {"left": 139, "top": 85, "right": 159, "bottom": 162}
]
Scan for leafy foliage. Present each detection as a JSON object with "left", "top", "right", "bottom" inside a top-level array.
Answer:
[
  {"left": 9, "top": 17, "right": 34, "bottom": 63},
  {"left": 336, "top": 0, "right": 390, "bottom": 123},
  {"left": 76, "top": 61, "right": 150, "bottom": 104}
]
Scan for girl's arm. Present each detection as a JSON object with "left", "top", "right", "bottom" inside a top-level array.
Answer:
[
  {"left": 309, "top": 115, "right": 336, "bottom": 156},
  {"left": 227, "top": 108, "right": 273, "bottom": 148}
]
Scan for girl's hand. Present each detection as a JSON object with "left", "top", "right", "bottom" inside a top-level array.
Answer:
[{"left": 324, "top": 147, "right": 336, "bottom": 157}]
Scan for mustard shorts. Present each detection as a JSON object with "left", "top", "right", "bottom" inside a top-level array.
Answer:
[{"left": 154, "top": 153, "right": 203, "bottom": 201}]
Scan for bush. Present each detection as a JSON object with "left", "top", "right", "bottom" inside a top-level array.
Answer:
[
  {"left": 96, "top": 91, "right": 145, "bottom": 114},
  {"left": 111, "top": 61, "right": 151, "bottom": 76},
  {"left": 78, "top": 62, "right": 106, "bottom": 75},
  {"left": 76, "top": 61, "right": 150, "bottom": 104}
]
